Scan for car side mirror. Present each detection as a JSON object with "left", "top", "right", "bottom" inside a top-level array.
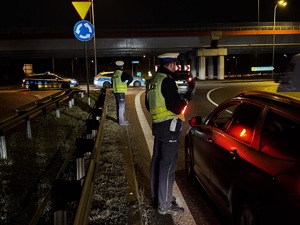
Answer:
[{"left": 189, "top": 116, "right": 202, "bottom": 127}]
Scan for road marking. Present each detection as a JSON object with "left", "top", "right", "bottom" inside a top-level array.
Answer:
[
  {"left": 207, "top": 87, "right": 222, "bottom": 107},
  {"left": 135, "top": 90, "right": 196, "bottom": 225}
]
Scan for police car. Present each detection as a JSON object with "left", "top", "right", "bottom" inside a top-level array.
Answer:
[
  {"left": 94, "top": 71, "right": 146, "bottom": 88},
  {"left": 22, "top": 71, "right": 79, "bottom": 91}
]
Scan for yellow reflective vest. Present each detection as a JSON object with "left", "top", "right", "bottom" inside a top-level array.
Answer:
[
  {"left": 112, "top": 70, "right": 127, "bottom": 93},
  {"left": 147, "top": 72, "right": 184, "bottom": 123}
]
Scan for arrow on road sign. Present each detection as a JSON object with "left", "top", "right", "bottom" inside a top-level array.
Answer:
[
  {"left": 74, "top": 20, "right": 94, "bottom": 42},
  {"left": 184, "top": 65, "right": 190, "bottom": 71}
]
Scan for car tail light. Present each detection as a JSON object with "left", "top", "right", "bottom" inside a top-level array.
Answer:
[{"left": 188, "top": 76, "right": 193, "bottom": 82}]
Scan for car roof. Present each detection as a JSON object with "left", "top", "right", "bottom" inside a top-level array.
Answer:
[
  {"left": 233, "top": 91, "right": 300, "bottom": 120},
  {"left": 97, "top": 71, "right": 114, "bottom": 76},
  {"left": 26, "top": 72, "right": 60, "bottom": 76},
  {"left": 26, "top": 73, "right": 57, "bottom": 78}
]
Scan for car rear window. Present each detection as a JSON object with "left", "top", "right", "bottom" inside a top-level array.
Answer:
[{"left": 174, "top": 71, "right": 191, "bottom": 80}]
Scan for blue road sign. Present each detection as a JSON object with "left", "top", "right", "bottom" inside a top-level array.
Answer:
[{"left": 73, "top": 20, "right": 94, "bottom": 42}]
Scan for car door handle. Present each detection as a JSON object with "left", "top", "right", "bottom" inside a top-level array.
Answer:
[
  {"left": 206, "top": 137, "right": 213, "bottom": 143},
  {"left": 230, "top": 149, "right": 239, "bottom": 159}
]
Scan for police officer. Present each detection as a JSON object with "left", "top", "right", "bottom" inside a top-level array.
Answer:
[
  {"left": 112, "top": 60, "right": 133, "bottom": 126},
  {"left": 145, "top": 53, "right": 192, "bottom": 216}
]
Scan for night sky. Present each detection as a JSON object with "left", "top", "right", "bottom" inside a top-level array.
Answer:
[{"left": 2, "top": 0, "right": 300, "bottom": 30}]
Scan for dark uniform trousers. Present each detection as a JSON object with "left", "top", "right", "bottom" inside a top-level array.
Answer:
[
  {"left": 150, "top": 118, "right": 182, "bottom": 209},
  {"left": 114, "top": 92, "right": 125, "bottom": 125}
]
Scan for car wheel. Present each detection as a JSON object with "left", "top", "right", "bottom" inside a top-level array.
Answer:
[
  {"left": 133, "top": 81, "right": 141, "bottom": 87},
  {"left": 235, "top": 199, "right": 258, "bottom": 225},
  {"left": 29, "top": 83, "right": 38, "bottom": 91},
  {"left": 103, "top": 82, "right": 111, "bottom": 89},
  {"left": 184, "top": 138, "right": 195, "bottom": 182}
]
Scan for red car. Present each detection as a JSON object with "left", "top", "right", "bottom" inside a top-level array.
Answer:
[{"left": 185, "top": 91, "right": 300, "bottom": 225}]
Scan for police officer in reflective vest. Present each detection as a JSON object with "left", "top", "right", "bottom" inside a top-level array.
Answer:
[
  {"left": 145, "top": 53, "right": 192, "bottom": 216},
  {"left": 112, "top": 60, "right": 133, "bottom": 126}
]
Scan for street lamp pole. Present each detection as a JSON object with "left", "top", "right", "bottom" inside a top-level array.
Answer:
[
  {"left": 258, "top": 0, "right": 260, "bottom": 24},
  {"left": 272, "top": 0, "right": 287, "bottom": 79},
  {"left": 272, "top": 4, "right": 278, "bottom": 79},
  {"left": 91, "top": 0, "right": 97, "bottom": 77}
]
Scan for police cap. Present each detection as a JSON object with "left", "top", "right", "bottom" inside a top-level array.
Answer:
[
  {"left": 115, "top": 61, "right": 124, "bottom": 66},
  {"left": 158, "top": 53, "right": 179, "bottom": 62}
]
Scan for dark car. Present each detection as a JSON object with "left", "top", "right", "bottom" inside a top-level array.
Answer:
[
  {"left": 185, "top": 91, "right": 300, "bottom": 225},
  {"left": 22, "top": 72, "right": 79, "bottom": 91},
  {"left": 173, "top": 70, "right": 195, "bottom": 94}
]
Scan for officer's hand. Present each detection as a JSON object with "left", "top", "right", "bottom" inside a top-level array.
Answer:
[{"left": 183, "top": 90, "right": 192, "bottom": 102}]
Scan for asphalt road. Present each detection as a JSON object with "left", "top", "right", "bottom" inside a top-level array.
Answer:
[
  {"left": 2, "top": 80, "right": 300, "bottom": 224},
  {"left": 0, "top": 88, "right": 61, "bottom": 120},
  {"left": 123, "top": 79, "right": 300, "bottom": 225}
]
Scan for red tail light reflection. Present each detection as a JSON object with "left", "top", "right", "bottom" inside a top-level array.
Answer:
[
  {"left": 240, "top": 128, "right": 247, "bottom": 137},
  {"left": 228, "top": 125, "right": 252, "bottom": 143},
  {"left": 181, "top": 105, "right": 187, "bottom": 114}
]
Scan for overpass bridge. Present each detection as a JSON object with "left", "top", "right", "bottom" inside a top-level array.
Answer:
[
  {"left": 2, "top": 22, "right": 300, "bottom": 58},
  {"left": 1, "top": 22, "right": 300, "bottom": 80}
]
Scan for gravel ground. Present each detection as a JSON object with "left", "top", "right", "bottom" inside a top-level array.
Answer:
[{"left": 89, "top": 90, "right": 142, "bottom": 225}]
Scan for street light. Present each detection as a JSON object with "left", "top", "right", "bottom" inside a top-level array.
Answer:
[
  {"left": 272, "top": 0, "right": 287, "bottom": 79},
  {"left": 258, "top": 0, "right": 260, "bottom": 24}
]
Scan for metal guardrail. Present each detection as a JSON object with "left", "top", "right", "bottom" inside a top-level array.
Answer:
[
  {"left": 0, "top": 88, "right": 109, "bottom": 225},
  {"left": 26, "top": 88, "right": 107, "bottom": 225},
  {"left": 73, "top": 89, "right": 108, "bottom": 225},
  {"left": 0, "top": 89, "right": 78, "bottom": 159},
  {"left": 2, "top": 88, "right": 134, "bottom": 225},
  {"left": 26, "top": 89, "right": 104, "bottom": 225}
]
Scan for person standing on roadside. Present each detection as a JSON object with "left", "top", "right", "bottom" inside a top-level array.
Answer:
[
  {"left": 112, "top": 60, "right": 133, "bottom": 126},
  {"left": 145, "top": 53, "right": 192, "bottom": 216}
]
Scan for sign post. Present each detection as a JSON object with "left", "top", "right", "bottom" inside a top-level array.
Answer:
[
  {"left": 72, "top": 1, "right": 94, "bottom": 105},
  {"left": 131, "top": 61, "right": 139, "bottom": 77}
]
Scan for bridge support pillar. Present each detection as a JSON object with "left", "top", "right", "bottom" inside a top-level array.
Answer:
[
  {"left": 217, "top": 55, "right": 225, "bottom": 80},
  {"left": 198, "top": 56, "right": 206, "bottom": 80},
  {"left": 207, "top": 57, "right": 214, "bottom": 79},
  {"left": 189, "top": 53, "right": 197, "bottom": 78},
  {"left": 196, "top": 48, "right": 227, "bottom": 80}
]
